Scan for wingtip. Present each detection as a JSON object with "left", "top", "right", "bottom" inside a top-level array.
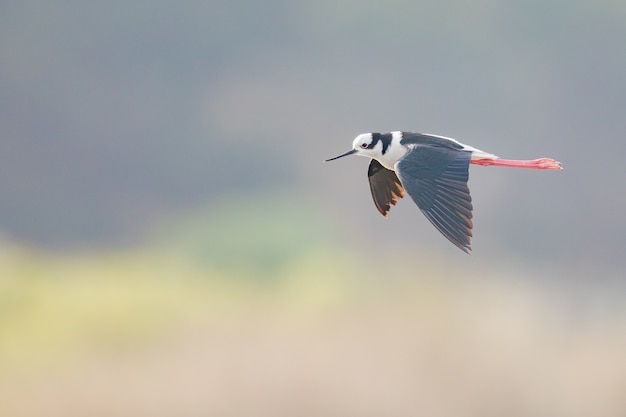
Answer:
[
  {"left": 457, "top": 244, "right": 472, "bottom": 255},
  {"left": 377, "top": 207, "right": 389, "bottom": 217}
]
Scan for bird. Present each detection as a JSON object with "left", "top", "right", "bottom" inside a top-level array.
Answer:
[{"left": 325, "top": 131, "right": 562, "bottom": 253}]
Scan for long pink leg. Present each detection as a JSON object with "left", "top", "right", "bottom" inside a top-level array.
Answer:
[{"left": 471, "top": 157, "right": 562, "bottom": 170}]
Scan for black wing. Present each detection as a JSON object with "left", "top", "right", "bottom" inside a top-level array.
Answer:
[
  {"left": 395, "top": 146, "right": 474, "bottom": 253},
  {"left": 368, "top": 159, "right": 405, "bottom": 217}
]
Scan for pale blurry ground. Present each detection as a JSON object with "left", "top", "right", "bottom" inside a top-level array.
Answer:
[{"left": 1, "top": 243, "right": 626, "bottom": 417}]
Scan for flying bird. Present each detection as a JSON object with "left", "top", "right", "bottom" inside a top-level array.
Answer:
[{"left": 325, "top": 131, "right": 562, "bottom": 253}]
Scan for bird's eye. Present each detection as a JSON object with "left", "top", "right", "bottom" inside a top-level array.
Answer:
[{"left": 361, "top": 143, "right": 368, "bottom": 148}]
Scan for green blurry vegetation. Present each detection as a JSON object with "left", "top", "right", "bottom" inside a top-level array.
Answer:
[
  {"left": 156, "top": 192, "right": 341, "bottom": 278},
  {"left": 0, "top": 247, "right": 205, "bottom": 372},
  {"left": 0, "top": 193, "right": 384, "bottom": 374}
]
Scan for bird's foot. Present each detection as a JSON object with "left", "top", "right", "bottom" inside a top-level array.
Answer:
[{"left": 471, "top": 157, "right": 563, "bottom": 170}]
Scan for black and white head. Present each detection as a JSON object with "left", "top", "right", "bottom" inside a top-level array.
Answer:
[
  {"left": 325, "top": 132, "right": 406, "bottom": 170},
  {"left": 325, "top": 133, "right": 393, "bottom": 161},
  {"left": 352, "top": 133, "right": 384, "bottom": 157}
]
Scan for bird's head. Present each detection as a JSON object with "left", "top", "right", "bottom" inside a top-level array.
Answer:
[{"left": 325, "top": 133, "right": 382, "bottom": 162}]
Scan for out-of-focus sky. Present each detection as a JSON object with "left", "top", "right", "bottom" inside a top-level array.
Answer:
[
  {"left": 2, "top": 1, "right": 626, "bottom": 416},
  {"left": 2, "top": 0, "right": 626, "bottom": 268}
]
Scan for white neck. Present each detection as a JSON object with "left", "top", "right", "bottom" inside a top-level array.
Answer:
[{"left": 376, "top": 131, "right": 407, "bottom": 170}]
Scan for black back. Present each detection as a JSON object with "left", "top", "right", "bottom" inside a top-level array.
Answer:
[{"left": 400, "top": 132, "right": 464, "bottom": 150}]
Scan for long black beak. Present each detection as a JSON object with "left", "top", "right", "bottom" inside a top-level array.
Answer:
[{"left": 325, "top": 149, "right": 357, "bottom": 162}]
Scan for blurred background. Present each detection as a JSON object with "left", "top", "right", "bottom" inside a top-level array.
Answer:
[{"left": 2, "top": 0, "right": 626, "bottom": 415}]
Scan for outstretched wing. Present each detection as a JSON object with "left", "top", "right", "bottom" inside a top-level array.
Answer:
[
  {"left": 395, "top": 146, "right": 474, "bottom": 253},
  {"left": 368, "top": 159, "right": 405, "bottom": 217}
]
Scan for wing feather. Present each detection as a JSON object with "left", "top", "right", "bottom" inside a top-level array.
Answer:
[
  {"left": 396, "top": 146, "right": 474, "bottom": 253},
  {"left": 368, "top": 160, "right": 405, "bottom": 216}
]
